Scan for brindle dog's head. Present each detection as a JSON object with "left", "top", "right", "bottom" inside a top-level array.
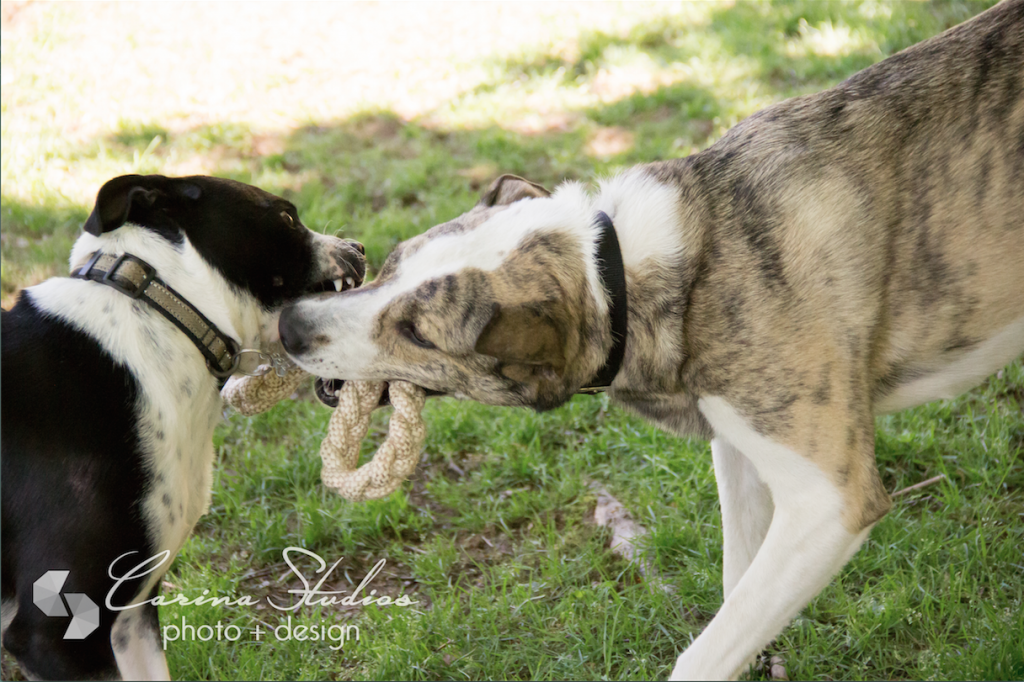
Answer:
[{"left": 279, "top": 175, "right": 613, "bottom": 410}]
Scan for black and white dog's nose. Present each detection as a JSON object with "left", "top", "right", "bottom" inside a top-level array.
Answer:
[
  {"left": 278, "top": 304, "right": 313, "bottom": 356},
  {"left": 334, "top": 240, "right": 366, "bottom": 288}
]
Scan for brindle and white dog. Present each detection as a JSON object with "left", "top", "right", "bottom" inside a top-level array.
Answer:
[{"left": 279, "top": 2, "right": 1023, "bottom": 679}]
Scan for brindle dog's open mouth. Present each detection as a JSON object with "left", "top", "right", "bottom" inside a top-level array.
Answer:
[
  {"left": 307, "top": 247, "right": 405, "bottom": 408},
  {"left": 314, "top": 377, "right": 445, "bottom": 408}
]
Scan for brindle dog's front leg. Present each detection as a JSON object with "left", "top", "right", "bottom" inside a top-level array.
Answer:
[
  {"left": 709, "top": 437, "right": 775, "bottom": 677},
  {"left": 670, "top": 398, "right": 876, "bottom": 681},
  {"left": 711, "top": 437, "right": 773, "bottom": 600}
]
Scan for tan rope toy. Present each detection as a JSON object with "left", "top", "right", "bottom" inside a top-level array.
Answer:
[{"left": 221, "top": 357, "right": 426, "bottom": 502}]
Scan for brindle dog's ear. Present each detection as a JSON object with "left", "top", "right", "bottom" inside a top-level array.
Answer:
[
  {"left": 84, "top": 175, "right": 202, "bottom": 236},
  {"left": 478, "top": 174, "right": 551, "bottom": 208},
  {"left": 475, "top": 303, "right": 566, "bottom": 383}
]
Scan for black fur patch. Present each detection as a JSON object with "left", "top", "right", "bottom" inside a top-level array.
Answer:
[{"left": 2, "top": 294, "right": 153, "bottom": 678}]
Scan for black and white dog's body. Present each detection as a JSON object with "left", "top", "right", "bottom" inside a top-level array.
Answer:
[{"left": 1, "top": 175, "right": 364, "bottom": 679}]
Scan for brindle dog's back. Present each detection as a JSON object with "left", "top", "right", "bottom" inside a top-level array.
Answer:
[{"left": 649, "top": 0, "right": 1023, "bottom": 414}]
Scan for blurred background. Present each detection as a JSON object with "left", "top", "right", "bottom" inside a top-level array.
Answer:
[{"left": 3, "top": 3, "right": 1021, "bottom": 681}]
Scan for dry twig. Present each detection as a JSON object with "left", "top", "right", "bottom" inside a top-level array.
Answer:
[{"left": 892, "top": 473, "right": 947, "bottom": 497}]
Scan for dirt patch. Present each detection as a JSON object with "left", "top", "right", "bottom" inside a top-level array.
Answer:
[
  {"left": 507, "top": 112, "right": 579, "bottom": 136},
  {"left": 350, "top": 115, "right": 405, "bottom": 142},
  {"left": 585, "top": 126, "right": 635, "bottom": 157}
]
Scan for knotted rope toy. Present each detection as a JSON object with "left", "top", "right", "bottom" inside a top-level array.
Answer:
[{"left": 221, "top": 358, "right": 426, "bottom": 502}]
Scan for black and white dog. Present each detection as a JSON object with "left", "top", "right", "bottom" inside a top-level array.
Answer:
[{"left": 1, "top": 175, "right": 364, "bottom": 680}]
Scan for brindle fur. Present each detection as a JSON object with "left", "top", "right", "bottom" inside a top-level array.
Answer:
[
  {"left": 280, "top": 3, "right": 1023, "bottom": 677},
  {"left": 288, "top": 0, "right": 1023, "bottom": 532}
]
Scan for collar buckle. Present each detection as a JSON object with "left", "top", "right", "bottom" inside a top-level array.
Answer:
[
  {"left": 233, "top": 349, "right": 273, "bottom": 377},
  {"left": 102, "top": 254, "right": 157, "bottom": 299},
  {"left": 207, "top": 354, "right": 241, "bottom": 379},
  {"left": 215, "top": 346, "right": 298, "bottom": 379},
  {"left": 76, "top": 252, "right": 157, "bottom": 300}
]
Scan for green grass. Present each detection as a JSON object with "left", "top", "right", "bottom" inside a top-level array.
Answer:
[{"left": 2, "top": 1, "right": 1021, "bottom": 680}]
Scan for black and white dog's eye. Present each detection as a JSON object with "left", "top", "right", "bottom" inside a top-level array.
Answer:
[
  {"left": 280, "top": 211, "right": 294, "bottom": 226},
  {"left": 398, "top": 321, "right": 435, "bottom": 349},
  {"left": 272, "top": 275, "right": 284, "bottom": 287}
]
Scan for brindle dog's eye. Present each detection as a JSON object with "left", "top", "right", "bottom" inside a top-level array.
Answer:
[
  {"left": 398, "top": 320, "right": 435, "bottom": 350},
  {"left": 272, "top": 275, "right": 284, "bottom": 287}
]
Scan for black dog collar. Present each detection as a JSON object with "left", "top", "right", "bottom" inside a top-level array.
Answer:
[
  {"left": 578, "top": 211, "right": 628, "bottom": 395},
  {"left": 72, "top": 252, "right": 240, "bottom": 382}
]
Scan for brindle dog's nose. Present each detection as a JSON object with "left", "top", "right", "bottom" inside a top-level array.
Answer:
[{"left": 278, "top": 304, "right": 313, "bottom": 356}]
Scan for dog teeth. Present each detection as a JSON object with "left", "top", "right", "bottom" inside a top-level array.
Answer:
[
  {"left": 345, "top": 277, "right": 355, "bottom": 290},
  {"left": 333, "top": 278, "right": 344, "bottom": 292}
]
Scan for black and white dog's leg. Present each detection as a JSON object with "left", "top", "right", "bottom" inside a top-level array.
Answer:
[
  {"left": 711, "top": 437, "right": 773, "bottom": 600},
  {"left": 670, "top": 398, "right": 874, "bottom": 681},
  {"left": 111, "top": 602, "right": 168, "bottom": 681}
]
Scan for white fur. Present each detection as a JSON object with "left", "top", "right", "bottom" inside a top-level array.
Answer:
[
  {"left": 23, "top": 224, "right": 286, "bottom": 680},
  {"left": 295, "top": 287, "right": 389, "bottom": 375},
  {"left": 669, "top": 397, "right": 871, "bottom": 681},
  {"left": 711, "top": 437, "right": 774, "bottom": 600},
  {"left": 36, "top": 223, "right": 278, "bottom": 558},
  {"left": 112, "top": 609, "right": 170, "bottom": 680},
  {"left": 394, "top": 182, "right": 601, "bottom": 300},
  {"left": 1, "top": 599, "right": 15, "bottom": 639},
  {"left": 875, "top": 315, "right": 1024, "bottom": 413},
  {"left": 595, "top": 168, "right": 687, "bottom": 270}
]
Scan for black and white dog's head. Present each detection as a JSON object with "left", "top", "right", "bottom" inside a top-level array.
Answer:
[{"left": 69, "top": 174, "right": 365, "bottom": 353}]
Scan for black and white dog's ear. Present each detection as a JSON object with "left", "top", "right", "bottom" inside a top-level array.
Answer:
[
  {"left": 84, "top": 175, "right": 202, "bottom": 235},
  {"left": 85, "top": 175, "right": 163, "bottom": 235},
  {"left": 478, "top": 174, "right": 551, "bottom": 208}
]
